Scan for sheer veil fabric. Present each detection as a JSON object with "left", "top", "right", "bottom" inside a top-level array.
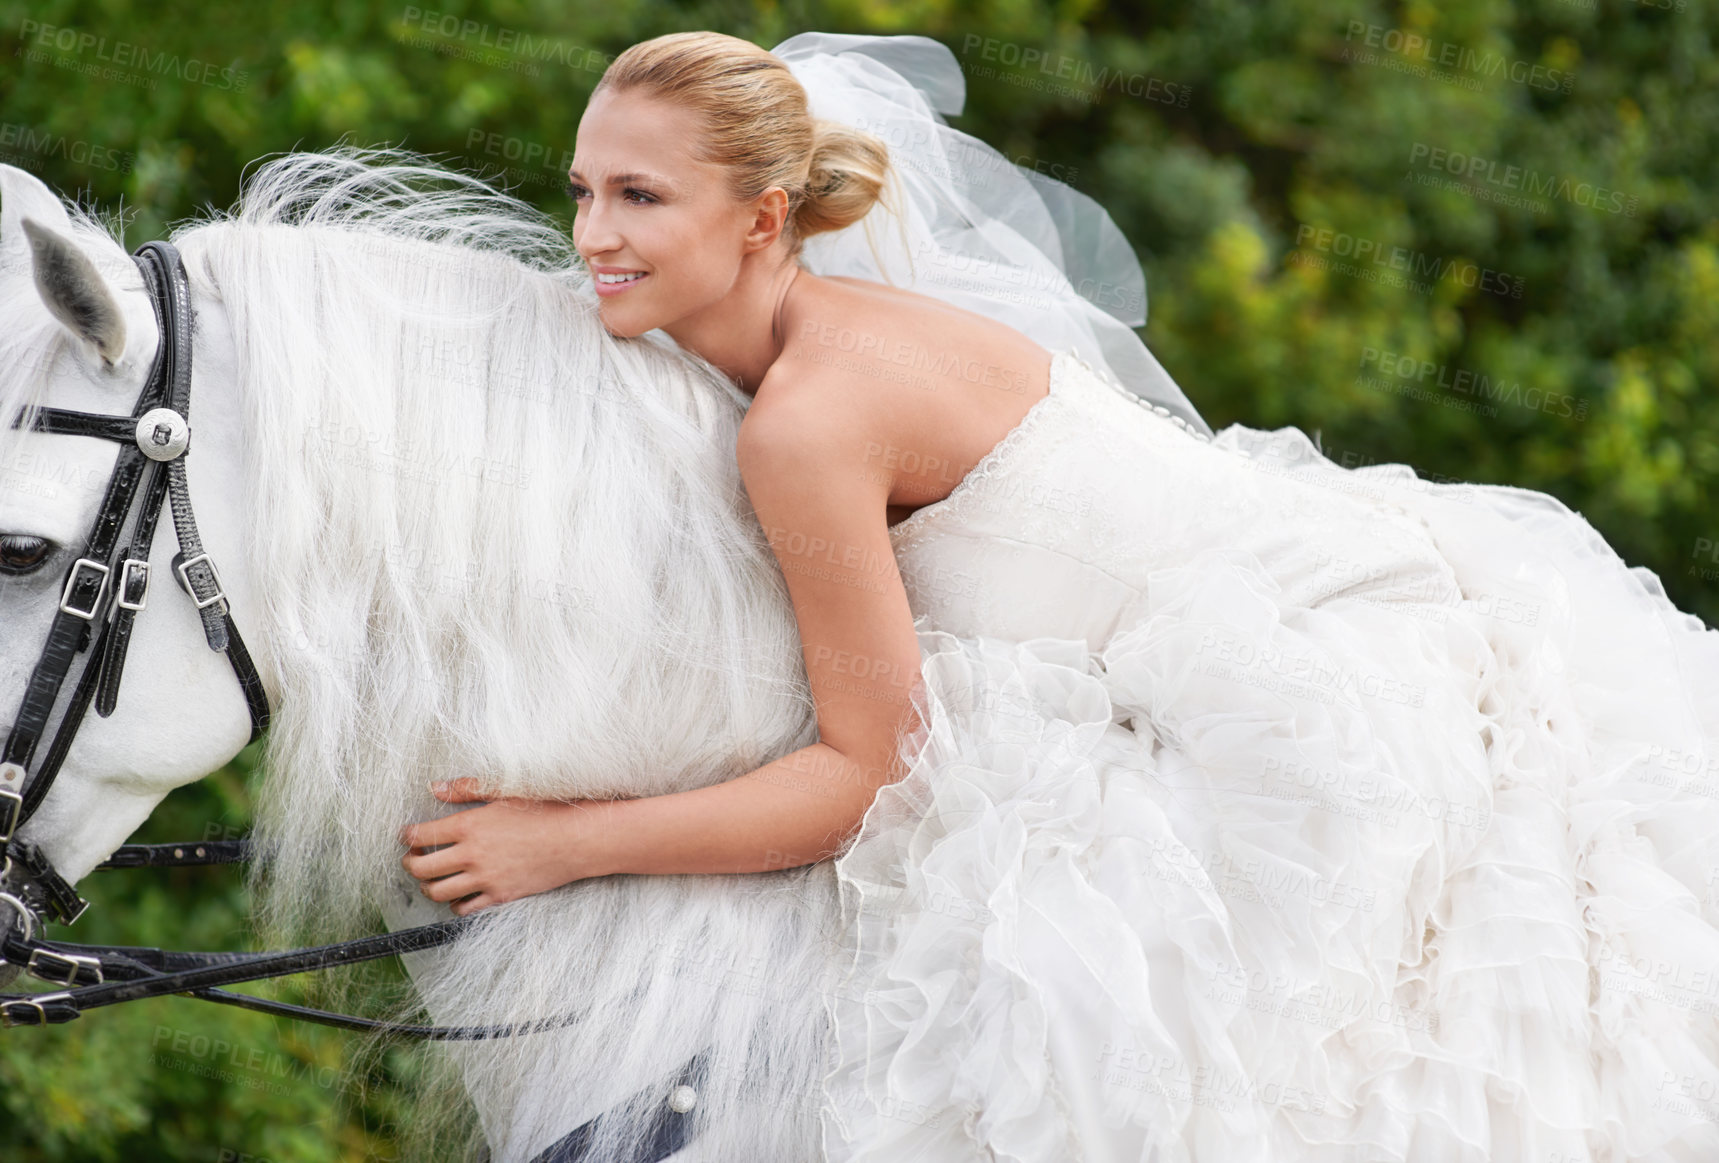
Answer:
[{"left": 771, "top": 32, "right": 1214, "bottom": 439}]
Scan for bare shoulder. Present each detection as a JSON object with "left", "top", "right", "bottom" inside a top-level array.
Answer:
[{"left": 749, "top": 272, "right": 1054, "bottom": 521}]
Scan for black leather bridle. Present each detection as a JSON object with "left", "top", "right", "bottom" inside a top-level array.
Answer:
[
  {"left": 1, "top": 239, "right": 268, "bottom": 930},
  {"left": 0, "top": 238, "right": 708, "bottom": 1161},
  {"left": 0, "top": 238, "right": 486, "bottom": 1032}
]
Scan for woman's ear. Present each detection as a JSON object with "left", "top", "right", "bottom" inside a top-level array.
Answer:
[{"left": 743, "top": 186, "right": 791, "bottom": 253}]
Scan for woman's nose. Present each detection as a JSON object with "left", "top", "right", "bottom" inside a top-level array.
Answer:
[{"left": 574, "top": 196, "right": 623, "bottom": 260}]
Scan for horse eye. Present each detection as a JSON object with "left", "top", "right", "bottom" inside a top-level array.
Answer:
[{"left": 0, "top": 534, "right": 53, "bottom": 574}]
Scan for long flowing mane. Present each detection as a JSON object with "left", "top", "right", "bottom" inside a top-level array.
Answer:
[
  {"left": 177, "top": 148, "right": 815, "bottom": 942},
  {"left": 7, "top": 148, "right": 840, "bottom": 1162}
]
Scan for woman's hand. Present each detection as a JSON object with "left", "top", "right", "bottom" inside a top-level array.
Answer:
[{"left": 398, "top": 778, "right": 616, "bottom": 916}]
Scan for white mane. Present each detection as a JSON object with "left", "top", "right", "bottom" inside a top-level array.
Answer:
[
  {"left": 9, "top": 148, "right": 841, "bottom": 1162},
  {"left": 177, "top": 148, "right": 817, "bottom": 942}
]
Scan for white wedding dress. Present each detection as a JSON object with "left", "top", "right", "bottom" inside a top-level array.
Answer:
[{"left": 817, "top": 347, "right": 1719, "bottom": 1162}]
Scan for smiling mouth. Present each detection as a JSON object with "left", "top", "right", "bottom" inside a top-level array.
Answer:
[{"left": 592, "top": 270, "right": 650, "bottom": 298}]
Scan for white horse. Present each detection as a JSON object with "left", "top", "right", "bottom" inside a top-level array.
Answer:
[{"left": 0, "top": 148, "right": 854, "bottom": 1162}]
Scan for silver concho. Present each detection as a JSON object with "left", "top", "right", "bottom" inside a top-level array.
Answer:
[{"left": 135, "top": 407, "right": 190, "bottom": 461}]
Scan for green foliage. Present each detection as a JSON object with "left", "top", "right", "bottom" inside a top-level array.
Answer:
[
  {"left": 0, "top": 0, "right": 1714, "bottom": 1157},
  {"left": 0, "top": 746, "right": 418, "bottom": 1162}
]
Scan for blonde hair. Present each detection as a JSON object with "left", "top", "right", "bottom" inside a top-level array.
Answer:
[{"left": 594, "top": 31, "right": 893, "bottom": 259}]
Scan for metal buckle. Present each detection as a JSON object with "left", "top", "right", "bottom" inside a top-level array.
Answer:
[
  {"left": 174, "top": 552, "right": 228, "bottom": 612},
  {"left": 0, "top": 785, "right": 20, "bottom": 843},
  {"left": 116, "top": 558, "right": 150, "bottom": 612},
  {"left": 55, "top": 895, "right": 90, "bottom": 927},
  {"left": 25, "top": 948, "right": 102, "bottom": 987},
  {"left": 0, "top": 890, "right": 35, "bottom": 991},
  {"left": 0, "top": 891, "right": 37, "bottom": 942},
  {"left": 58, "top": 557, "right": 111, "bottom": 620},
  {"left": 0, "top": 992, "right": 70, "bottom": 1027}
]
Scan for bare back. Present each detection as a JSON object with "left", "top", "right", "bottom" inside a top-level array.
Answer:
[{"left": 763, "top": 273, "right": 1054, "bottom": 527}]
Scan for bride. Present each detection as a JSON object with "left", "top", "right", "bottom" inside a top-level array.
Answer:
[{"left": 399, "top": 30, "right": 1719, "bottom": 1163}]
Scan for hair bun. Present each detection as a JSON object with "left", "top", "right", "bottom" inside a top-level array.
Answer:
[{"left": 794, "top": 119, "right": 892, "bottom": 238}]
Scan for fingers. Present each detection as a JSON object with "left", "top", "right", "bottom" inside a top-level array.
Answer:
[
  {"left": 419, "top": 871, "right": 483, "bottom": 904},
  {"left": 399, "top": 799, "right": 479, "bottom": 848},
  {"left": 452, "top": 894, "right": 494, "bottom": 917},
  {"left": 430, "top": 776, "right": 489, "bottom": 803},
  {"left": 399, "top": 817, "right": 452, "bottom": 848},
  {"left": 402, "top": 845, "right": 464, "bottom": 881}
]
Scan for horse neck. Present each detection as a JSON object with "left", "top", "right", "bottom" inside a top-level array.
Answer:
[{"left": 172, "top": 218, "right": 791, "bottom": 805}]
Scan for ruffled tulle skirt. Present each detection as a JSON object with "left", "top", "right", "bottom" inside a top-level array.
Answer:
[{"left": 818, "top": 473, "right": 1719, "bottom": 1163}]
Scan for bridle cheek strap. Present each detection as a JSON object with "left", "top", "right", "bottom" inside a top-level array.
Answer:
[
  {"left": 1, "top": 240, "right": 271, "bottom": 927},
  {"left": 0, "top": 240, "right": 610, "bottom": 1051},
  {"left": 0, "top": 236, "right": 724, "bottom": 1151}
]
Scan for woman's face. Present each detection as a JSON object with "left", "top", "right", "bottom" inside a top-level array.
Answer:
[{"left": 570, "top": 87, "right": 775, "bottom": 338}]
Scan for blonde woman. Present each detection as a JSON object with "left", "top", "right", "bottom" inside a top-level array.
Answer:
[{"left": 401, "top": 31, "right": 1719, "bottom": 1163}]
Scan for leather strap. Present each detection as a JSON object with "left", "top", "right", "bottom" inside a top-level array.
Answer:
[
  {"left": 0, "top": 432, "right": 151, "bottom": 775},
  {"left": 1, "top": 241, "right": 270, "bottom": 921},
  {"left": 95, "top": 456, "right": 168, "bottom": 718},
  {"left": 93, "top": 839, "right": 253, "bottom": 869},
  {"left": 2, "top": 917, "right": 474, "bottom": 1021},
  {"left": 0, "top": 914, "right": 597, "bottom": 1040},
  {"left": 17, "top": 411, "right": 139, "bottom": 441},
  {"left": 529, "top": 1049, "right": 709, "bottom": 1163}
]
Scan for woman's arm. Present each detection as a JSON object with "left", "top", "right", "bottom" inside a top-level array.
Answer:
[
  {"left": 400, "top": 367, "right": 923, "bottom": 911},
  {"left": 400, "top": 737, "right": 903, "bottom": 913}
]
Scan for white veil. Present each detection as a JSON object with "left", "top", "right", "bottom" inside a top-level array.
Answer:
[{"left": 771, "top": 31, "right": 1213, "bottom": 438}]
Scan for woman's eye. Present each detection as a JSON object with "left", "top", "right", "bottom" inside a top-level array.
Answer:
[
  {"left": 564, "top": 182, "right": 654, "bottom": 205},
  {"left": 0, "top": 534, "right": 53, "bottom": 574}
]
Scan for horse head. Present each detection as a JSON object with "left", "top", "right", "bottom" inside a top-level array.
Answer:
[{"left": 0, "top": 164, "right": 267, "bottom": 946}]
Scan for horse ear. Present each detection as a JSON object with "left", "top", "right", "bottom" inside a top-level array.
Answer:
[
  {"left": 0, "top": 163, "right": 76, "bottom": 267},
  {"left": 22, "top": 217, "right": 128, "bottom": 368}
]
